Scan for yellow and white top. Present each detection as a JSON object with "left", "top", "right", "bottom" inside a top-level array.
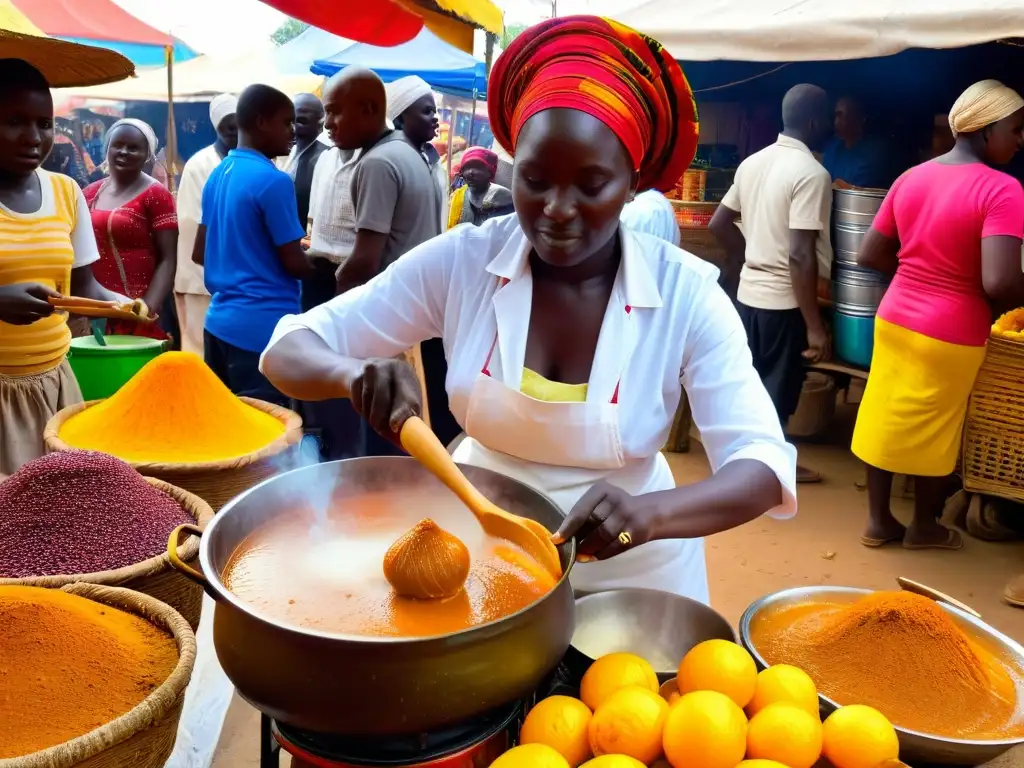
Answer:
[{"left": 0, "top": 169, "right": 100, "bottom": 375}]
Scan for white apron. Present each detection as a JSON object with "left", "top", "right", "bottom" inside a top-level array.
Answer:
[{"left": 452, "top": 274, "right": 709, "bottom": 604}]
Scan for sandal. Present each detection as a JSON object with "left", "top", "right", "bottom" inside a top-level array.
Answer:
[
  {"left": 861, "top": 533, "right": 905, "bottom": 548},
  {"left": 1003, "top": 574, "right": 1024, "bottom": 608},
  {"left": 903, "top": 528, "right": 964, "bottom": 551},
  {"left": 966, "top": 497, "right": 1019, "bottom": 542}
]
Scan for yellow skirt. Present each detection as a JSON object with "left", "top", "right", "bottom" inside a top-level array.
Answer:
[{"left": 852, "top": 316, "right": 986, "bottom": 477}]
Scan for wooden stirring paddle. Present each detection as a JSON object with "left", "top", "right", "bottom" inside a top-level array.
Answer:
[{"left": 400, "top": 416, "right": 563, "bottom": 580}]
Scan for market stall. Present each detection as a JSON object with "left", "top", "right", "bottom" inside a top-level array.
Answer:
[{"left": 2, "top": 349, "right": 1023, "bottom": 766}]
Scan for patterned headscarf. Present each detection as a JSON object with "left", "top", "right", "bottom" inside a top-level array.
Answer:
[
  {"left": 488, "top": 15, "right": 699, "bottom": 193},
  {"left": 459, "top": 146, "right": 498, "bottom": 177}
]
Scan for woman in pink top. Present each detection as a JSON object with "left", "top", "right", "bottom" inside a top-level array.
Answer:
[{"left": 853, "top": 80, "right": 1024, "bottom": 556}]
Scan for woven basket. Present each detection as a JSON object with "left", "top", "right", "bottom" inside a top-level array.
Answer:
[
  {"left": 0, "top": 583, "right": 196, "bottom": 768},
  {"left": 962, "top": 335, "right": 1024, "bottom": 502},
  {"left": 44, "top": 397, "right": 303, "bottom": 511},
  {"left": 0, "top": 478, "right": 213, "bottom": 629}
]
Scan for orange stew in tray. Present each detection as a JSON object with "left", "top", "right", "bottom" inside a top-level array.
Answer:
[{"left": 223, "top": 489, "right": 557, "bottom": 638}]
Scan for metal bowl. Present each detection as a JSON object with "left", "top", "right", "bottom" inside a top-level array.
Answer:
[
  {"left": 169, "top": 457, "right": 576, "bottom": 735},
  {"left": 569, "top": 588, "right": 736, "bottom": 681},
  {"left": 740, "top": 586, "right": 1024, "bottom": 765}
]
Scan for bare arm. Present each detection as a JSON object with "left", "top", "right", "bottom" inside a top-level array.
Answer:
[
  {"left": 857, "top": 226, "right": 900, "bottom": 277},
  {"left": 708, "top": 203, "right": 745, "bottom": 296},
  {"left": 336, "top": 231, "right": 388, "bottom": 294},
  {"left": 191, "top": 224, "right": 206, "bottom": 266},
  {"left": 277, "top": 239, "right": 313, "bottom": 280},
  {"left": 70, "top": 265, "right": 127, "bottom": 303},
  {"left": 262, "top": 328, "right": 362, "bottom": 401},
  {"left": 143, "top": 228, "right": 177, "bottom": 311},
  {"left": 981, "top": 235, "right": 1024, "bottom": 313},
  {"left": 789, "top": 228, "right": 829, "bottom": 362}
]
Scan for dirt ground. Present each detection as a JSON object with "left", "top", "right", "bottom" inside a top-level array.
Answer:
[{"left": 211, "top": 403, "right": 1024, "bottom": 765}]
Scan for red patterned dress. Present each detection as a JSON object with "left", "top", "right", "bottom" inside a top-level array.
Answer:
[{"left": 83, "top": 180, "right": 177, "bottom": 339}]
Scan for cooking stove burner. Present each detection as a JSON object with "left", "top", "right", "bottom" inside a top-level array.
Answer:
[{"left": 259, "top": 662, "right": 582, "bottom": 767}]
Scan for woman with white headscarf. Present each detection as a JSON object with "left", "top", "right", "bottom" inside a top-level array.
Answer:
[
  {"left": 854, "top": 80, "right": 1024, "bottom": 556},
  {"left": 83, "top": 118, "right": 178, "bottom": 338}
]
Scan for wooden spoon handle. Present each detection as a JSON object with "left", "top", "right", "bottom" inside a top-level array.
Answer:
[
  {"left": 897, "top": 576, "right": 981, "bottom": 619},
  {"left": 400, "top": 416, "right": 491, "bottom": 512}
]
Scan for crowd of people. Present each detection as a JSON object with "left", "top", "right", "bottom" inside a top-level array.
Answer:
[{"left": 3, "top": 14, "right": 1024, "bottom": 607}]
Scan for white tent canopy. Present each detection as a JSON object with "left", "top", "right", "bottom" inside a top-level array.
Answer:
[
  {"left": 616, "top": 0, "right": 1024, "bottom": 62},
  {"left": 54, "top": 41, "right": 321, "bottom": 102}
]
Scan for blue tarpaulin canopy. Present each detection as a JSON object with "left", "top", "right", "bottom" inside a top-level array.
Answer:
[{"left": 297, "top": 26, "right": 486, "bottom": 99}]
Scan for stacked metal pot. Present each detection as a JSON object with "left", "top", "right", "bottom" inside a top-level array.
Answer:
[{"left": 832, "top": 188, "right": 889, "bottom": 367}]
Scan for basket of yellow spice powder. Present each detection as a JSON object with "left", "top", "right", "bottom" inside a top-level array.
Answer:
[
  {"left": 45, "top": 351, "right": 303, "bottom": 511},
  {"left": 0, "top": 583, "right": 196, "bottom": 767},
  {"left": 0, "top": 451, "right": 214, "bottom": 629}
]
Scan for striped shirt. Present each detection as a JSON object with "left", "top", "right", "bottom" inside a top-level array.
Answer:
[{"left": 0, "top": 170, "right": 100, "bottom": 374}]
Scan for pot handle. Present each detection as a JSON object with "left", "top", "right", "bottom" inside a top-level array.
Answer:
[
  {"left": 897, "top": 576, "right": 981, "bottom": 619},
  {"left": 168, "top": 524, "right": 209, "bottom": 588}
]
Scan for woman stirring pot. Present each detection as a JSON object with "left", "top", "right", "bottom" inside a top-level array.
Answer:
[{"left": 261, "top": 16, "right": 797, "bottom": 603}]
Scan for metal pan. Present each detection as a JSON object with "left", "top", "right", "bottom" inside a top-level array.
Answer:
[{"left": 169, "top": 457, "right": 576, "bottom": 735}]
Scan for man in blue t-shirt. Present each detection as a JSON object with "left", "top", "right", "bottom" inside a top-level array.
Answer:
[
  {"left": 821, "top": 96, "right": 896, "bottom": 190},
  {"left": 192, "top": 84, "right": 310, "bottom": 405}
]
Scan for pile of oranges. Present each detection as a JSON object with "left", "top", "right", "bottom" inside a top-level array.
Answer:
[{"left": 492, "top": 640, "right": 901, "bottom": 768}]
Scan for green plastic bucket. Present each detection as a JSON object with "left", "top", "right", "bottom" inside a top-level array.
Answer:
[{"left": 68, "top": 335, "right": 167, "bottom": 401}]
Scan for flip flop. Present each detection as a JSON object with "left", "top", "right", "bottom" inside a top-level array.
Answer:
[
  {"left": 797, "top": 467, "right": 822, "bottom": 484},
  {"left": 902, "top": 528, "right": 964, "bottom": 551},
  {"left": 860, "top": 534, "right": 904, "bottom": 548}
]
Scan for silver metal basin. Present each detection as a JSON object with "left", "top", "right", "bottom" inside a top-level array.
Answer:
[
  {"left": 571, "top": 588, "right": 735, "bottom": 678},
  {"left": 740, "top": 586, "right": 1024, "bottom": 765}
]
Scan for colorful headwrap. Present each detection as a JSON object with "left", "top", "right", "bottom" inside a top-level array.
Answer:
[
  {"left": 487, "top": 15, "right": 699, "bottom": 193},
  {"left": 459, "top": 146, "right": 498, "bottom": 177}
]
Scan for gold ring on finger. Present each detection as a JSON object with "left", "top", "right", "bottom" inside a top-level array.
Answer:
[{"left": 618, "top": 531, "right": 633, "bottom": 546}]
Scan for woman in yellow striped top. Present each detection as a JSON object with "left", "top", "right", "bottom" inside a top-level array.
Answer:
[{"left": 0, "top": 59, "right": 129, "bottom": 474}]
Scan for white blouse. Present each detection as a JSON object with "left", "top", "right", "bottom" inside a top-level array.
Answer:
[{"left": 263, "top": 214, "right": 798, "bottom": 515}]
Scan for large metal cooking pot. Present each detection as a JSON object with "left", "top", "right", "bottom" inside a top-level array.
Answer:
[
  {"left": 832, "top": 266, "right": 889, "bottom": 311},
  {"left": 832, "top": 223, "right": 868, "bottom": 256},
  {"left": 740, "top": 584, "right": 1024, "bottom": 765},
  {"left": 833, "top": 188, "right": 886, "bottom": 228},
  {"left": 168, "top": 457, "right": 576, "bottom": 735}
]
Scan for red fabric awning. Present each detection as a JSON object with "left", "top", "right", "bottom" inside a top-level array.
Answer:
[
  {"left": 259, "top": 0, "right": 423, "bottom": 47},
  {"left": 12, "top": 0, "right": 172, "bottom": 45}
]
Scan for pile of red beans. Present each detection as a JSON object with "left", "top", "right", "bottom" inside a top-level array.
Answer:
[{"left": 0, "top": 451, "right": 192, "bottom": 578}]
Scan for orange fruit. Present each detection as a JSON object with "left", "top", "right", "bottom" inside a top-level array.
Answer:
[
  {"left": 588, "top": 686, "right": 669, "bottom": 764},
  {"left": 822, "top": 705, "right": 899, "bottom": 768},
  {"left": 736, "top": 762, "right": 793, "bottom": 768},
  {"left": 662, "top": 690, "right": 747, "bottom": 768},
  {"left": 580, "top": 653, "right": 659, "bottom": 711},
  {"left": 747, "top": 665, "right": 819, "bottom": 717},
  {"left": 746, "top": 702, "right": 823, "bottom": 768},
  {"left": 677, "top": 639, "right": 758, "bottom": 708},
  {"left": 521, "top": 695, "right": 593, "bottom": 767},
  {"left": 491, "top": 743, "right": 570, "bottom": 768},
  {"left": 579, "top": 757, "right": 647, "bottom": 768}
]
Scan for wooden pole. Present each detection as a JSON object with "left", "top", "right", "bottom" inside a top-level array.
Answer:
[{"left": 165, "top": 44, "right": 178, "bottom": 194}]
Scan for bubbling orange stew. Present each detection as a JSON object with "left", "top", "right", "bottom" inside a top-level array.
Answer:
[{"left": 223, "top": 490, "right": 557, "bottom": 637}]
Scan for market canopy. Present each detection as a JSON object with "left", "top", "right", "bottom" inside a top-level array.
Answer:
[
  {"left": 10, "top": 0, "right": 196, "bottom": 66},
  {"left": 308, "top": 26, "right": 487, "bottom": 99},
  {"left": 54, "top": 41, "right": 321, "bottom": 101},
  {"left": 258, "top": 0, "right": 500, "bottom": 48},
  {"left": 616, "top": 0, "right": 1024, "bottom": 61}
]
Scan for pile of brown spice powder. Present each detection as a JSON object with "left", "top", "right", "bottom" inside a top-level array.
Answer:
[{"left": 753, "top": 591, "right": 1020, "bottom": 738}]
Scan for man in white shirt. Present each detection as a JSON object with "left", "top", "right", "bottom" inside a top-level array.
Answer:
[
  {"left": 621, "top": 189, "right": 680, "bottom": 247},
  {"left": 174, "top": 93, "right": 237, "bottom": 356},
  {"left": 709, "top": 84, "right": 832, "bottom": 483}
]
